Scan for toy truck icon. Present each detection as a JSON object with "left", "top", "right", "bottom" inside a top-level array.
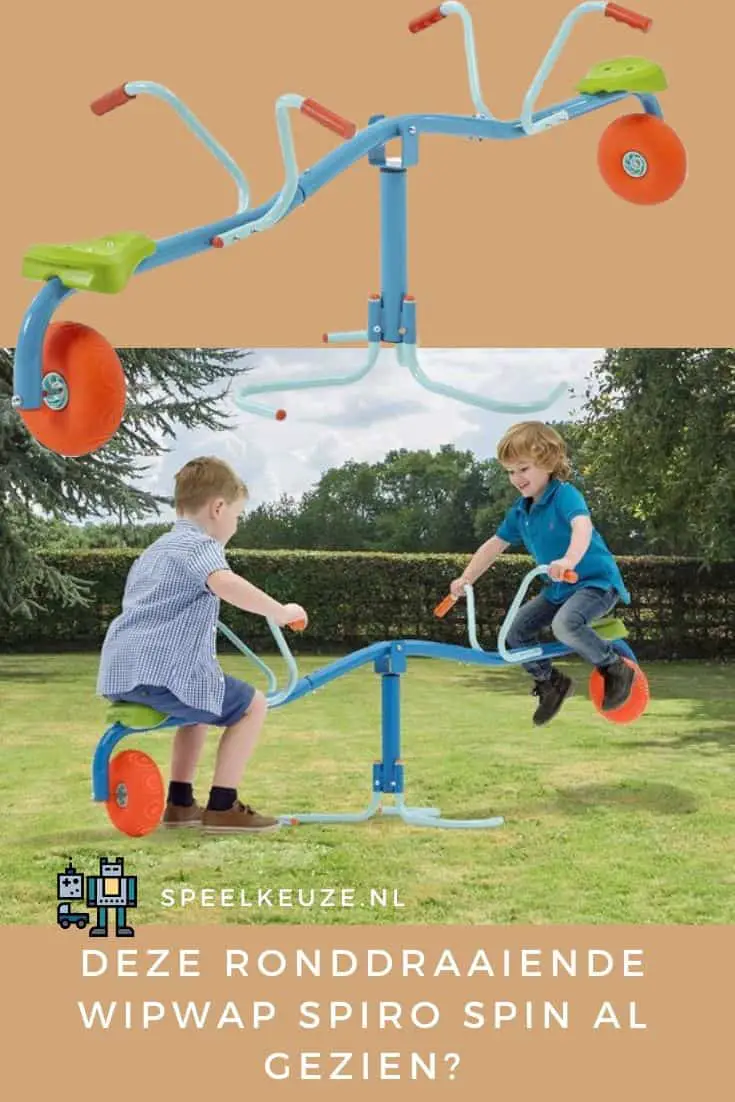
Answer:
[
  {"left": 57, "top": 901, "right": 91, "bottom": 930},
  {"left": 56, "top": 859, "right": 91, "bottom": 930}
]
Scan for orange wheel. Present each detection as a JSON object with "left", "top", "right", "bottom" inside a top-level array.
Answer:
[
  {"left": 589, "top": 659, "right": 650, "bottom": 725},
  {"left": 106, "top": 749, "right": 164, "bottom": 837},
  {"left": 18, "top": 321, "right": 126, "bottom": 456},
  {"left": 598, "top": 114, "right": 687, "bottom": 205}
]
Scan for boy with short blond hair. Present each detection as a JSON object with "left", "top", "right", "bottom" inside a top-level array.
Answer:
[
  {"left": 451, "top": 422, "right": 633, "bottom": 726},
  {"left": 98, "top": 456, "right": 308, "bottom": 833}
]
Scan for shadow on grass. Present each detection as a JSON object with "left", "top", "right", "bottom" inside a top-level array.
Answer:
[
  {"left": 19, "top": 829, "right": 178, "bottom": 848},
  {"left": 0, "top": 667, "right": 84, "bottom": 684},
  {"left": 554, "top": 780, "right": 698, "bottom": 816},
  {"left": 619, "top": 728, "right": 735, "bottom": 752}
]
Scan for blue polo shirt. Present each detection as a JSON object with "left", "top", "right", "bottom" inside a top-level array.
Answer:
[{"left": 496, "top": 479, "right": 630, "bottom": 605}]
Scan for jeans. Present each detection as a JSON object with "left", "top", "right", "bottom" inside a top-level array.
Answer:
[{"left": 505, "top": 585, "right": 619, "bottom": 681}]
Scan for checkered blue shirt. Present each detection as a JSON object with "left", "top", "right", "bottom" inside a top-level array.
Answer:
[{"left": 97, "top": 518, "right": 230, "bottom": 712}]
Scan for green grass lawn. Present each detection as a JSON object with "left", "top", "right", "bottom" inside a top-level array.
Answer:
[{"left": 1, "top": 652, "right": 733, "bottom": 926}]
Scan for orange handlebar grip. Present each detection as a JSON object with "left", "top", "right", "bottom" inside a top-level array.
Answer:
[
  {"left": 409, "top": 6, "right": 445, "bottom": 33},
  {"left": 301, "top": 98, "right": 357, "bottom": 140},
  {"left": 91, "top": 85, "right": 134, "bottom": 116},
  {"left": 604, "top": 3, "right": 652, "bottom": 31},
  {"left": 433, "top": 594, "right": 457, "bottom": 618}
]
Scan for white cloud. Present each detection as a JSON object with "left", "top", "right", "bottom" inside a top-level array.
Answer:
[{"left": 135, "top": 346, "right": 603, "bottom": 517}]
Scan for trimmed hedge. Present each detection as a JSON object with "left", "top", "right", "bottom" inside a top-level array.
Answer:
[{"left": 4, "top": 551, "right": 734, "bottom": 661}]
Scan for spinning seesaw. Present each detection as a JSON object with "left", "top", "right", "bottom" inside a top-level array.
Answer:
[
  {"left": 13, "top": 2, "right": 686, "bottom": 456},
  {"left": 92, "top": 564, "right": 649, "bottom": 837}
]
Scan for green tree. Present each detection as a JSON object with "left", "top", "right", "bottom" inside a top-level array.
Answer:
[
  {"left": 297, "top": 461, "right": 382, "bottom": 550},
  {"left": 232, "top": 495, "right": 301, "bottom": 549},
  {"left": 553, "top": 420, "right": 649, "bottom": 554},
  {"left": 375, "top": 445, "right": 484, "bottom": 551},
  {"left": 1, "top": 347, "right": 248, "bottom": 616},
  {"left": 471, "top": 458, "right": 518, "bottom": 543},
  {"left": 574, "top": 349, "right": 735, "bottom": 558}
]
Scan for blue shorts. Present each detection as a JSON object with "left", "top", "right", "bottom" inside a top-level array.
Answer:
[{"left": 110, "top": 675, "right": 256, "bottom": 727}]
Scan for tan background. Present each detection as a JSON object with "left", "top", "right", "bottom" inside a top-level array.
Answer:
[
  {"left": 1, "top": 0, "right": 730, "bottom": 347},
  {"left": 2, "top": 924, "right": 732, "bottom": 1098}
]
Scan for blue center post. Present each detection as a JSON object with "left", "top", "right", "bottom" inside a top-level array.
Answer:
[
  {"left": 372, "top": 642, "right": 407, "bottom": 799},
  {"left": 368, "top": 116, "right": 418, "bottom": 346},
  {"left": 372, "top": 642, "right": 504, "bottom": 828}
]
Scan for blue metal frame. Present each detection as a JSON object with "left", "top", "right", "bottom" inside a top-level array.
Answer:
[
  {"left": 92, "top": 617, "right": 636, "bottom": 830},
  {"left": 13, "top": 90, "right": 662, "bottom": 413}
]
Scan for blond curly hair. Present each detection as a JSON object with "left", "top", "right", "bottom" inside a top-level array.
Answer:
[{"left": 496, "top": 422, "right": 572, "bottom": 481}]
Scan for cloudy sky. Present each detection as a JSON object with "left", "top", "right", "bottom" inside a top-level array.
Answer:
[{"left": 138, "top": 346, "right": 604, "bottom": 516}]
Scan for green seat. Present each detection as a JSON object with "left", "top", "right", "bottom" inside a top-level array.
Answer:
[
  {"left": 22, "top": 231, "right": 156, "bottom": 294},
  {"left": 105, "top": 702, "right": 169, "bottom": 729},
  {"left": 577, "top": 56, "right": 667, "bottom": 96},
  {"left": 590, "top": 616, "right": 628, "bottom": 642}
]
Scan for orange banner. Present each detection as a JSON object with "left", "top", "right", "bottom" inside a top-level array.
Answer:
[{"left": 2, "top": 924, "right": 732, "bottom": 1098}]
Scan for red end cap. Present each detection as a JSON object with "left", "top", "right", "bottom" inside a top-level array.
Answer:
[
  {"left": 91, "top": 85, "right": 134, "bottom": 116},
  {"left": 275, "top": 409, "right": 287, "bottom": 422},
  {"left": 409, "top": 7, "right": 445, "bottom": 33},
  {"left": 604, "top": 3, "right": 652, "bottom": 31},
  {"left": 301, "top": 98, "right": 357, "bottom": 140}
]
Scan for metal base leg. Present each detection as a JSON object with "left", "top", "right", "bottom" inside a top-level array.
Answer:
[
  {"left": 279, "top": 788, "right": 504, "bottom": 830},
  {"left": 279, "top": 790, "right": 383, "bottom": 825},
  {"left": 388, "top": 794, "right": 504, "bottom": 830}
]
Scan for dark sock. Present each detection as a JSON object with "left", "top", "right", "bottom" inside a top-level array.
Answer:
[
  {"left": 207, "top": 786, "right": 238, "bottom": 812},
  {"left": 168, "top": 781, "right": 194, "bottom": 807}
]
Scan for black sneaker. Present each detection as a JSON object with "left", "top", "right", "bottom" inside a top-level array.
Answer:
[
  {"left": 531, "top": 668, "right": 574, "bottom": 726},
  {"left": 599, "top": 657, "right": 635, "bottom": 711}
]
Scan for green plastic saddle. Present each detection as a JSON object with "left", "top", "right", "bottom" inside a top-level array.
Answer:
[
  {"left": 105, "top": 702, "right": 168, "bottom": 729},
  {"left": 22, "top": 231, "right": 156, "bottom": 294},
  {"left": 590, "top": 616, "right": 628, "bottom": 641},
  {"left": 577, "top": 56, "right": 667, "bottom": 96}
]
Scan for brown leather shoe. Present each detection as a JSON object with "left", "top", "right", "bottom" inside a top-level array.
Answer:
[
  {"left": 201, "top": 800, "right": 281, "bottom": 834},
  {"left": 161, "top": 801, "right": 203, "bottom": 828}
]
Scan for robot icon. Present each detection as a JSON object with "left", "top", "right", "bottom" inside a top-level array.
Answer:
[
  {"left": 56, "top": 858, "right": 91, "bottom": 930},
  {"left": 85, "top": 856, "right": 137, "bottom": 937}
]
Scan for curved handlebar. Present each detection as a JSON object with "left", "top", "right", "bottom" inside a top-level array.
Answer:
[
  {"left": 409, "top": 3, "right": 652, "bottom": 138},
  {"left": 216, "top": 615, "right": 306, "bottom": 708},
  {"left": 92, "top": 81, "right": 250, "bottom": 214},
  {"left": 434, "top": 564, "right": 579, "bottom": 663},
  {"left": 91, "top": 85, "right": 135, "bottom": 116},
  {"left": 409, "top": 2, "right": 494, "bottom": 120},
  {"left": 605, "top": 3, "right": 652, "bottom": 30},
  {"left": 90, "top": 84, "right": 355, "bottom": 249},
  {"left": 212, "top": 94, "right": 355, "bottom": 250}
]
